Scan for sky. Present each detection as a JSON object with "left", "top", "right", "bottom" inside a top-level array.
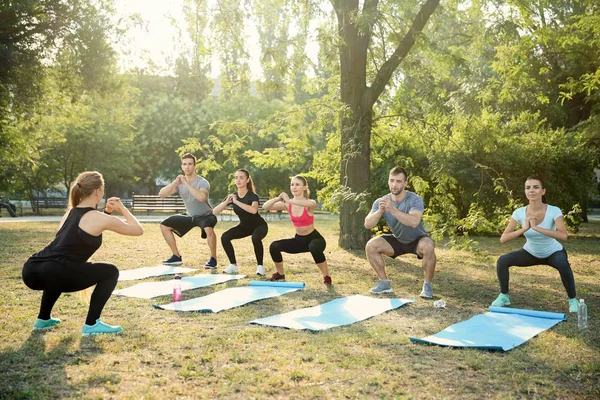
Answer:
[
  {"left": 112, "top": 0, "right": 322, "bottom": 79},
  {"left": 113, "top": 0, "right": 188, "bottom": 75}
]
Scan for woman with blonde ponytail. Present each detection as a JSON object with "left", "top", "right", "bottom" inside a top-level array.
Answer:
[
  {"left": 22, "top": 171, "right": 144, "bottom": 336},
  {"left": 262, "top": 175, "right": 332, "bottom": 286}
]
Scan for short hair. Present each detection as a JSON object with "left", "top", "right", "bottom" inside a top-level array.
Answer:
[
  {"left": 389, "top": 166, "right": 408, "bottom": 179},
  {"left": 181, "top": 153, "right": 197, "bottom": 164}
]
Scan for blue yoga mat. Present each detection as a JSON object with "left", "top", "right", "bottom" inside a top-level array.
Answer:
[
  {"left": 112, "top": 274, "right": 246, "bottom": 299},
  {"left": 250, "top": 295, "right": 415, "bottom": 331},
  {"left": 118, "top": 265, "right": 198, "bottom": 281},
  {"left": 153, "top": 281, "right": 305, "bottom": 312},
  {"left": 409, "top": 306, "right": 566, "bottom": 351}
]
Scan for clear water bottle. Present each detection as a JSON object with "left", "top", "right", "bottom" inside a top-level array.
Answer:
[
  {"left": 172, "top": 275, "right": 182, "bottom": 302},
  {"left": 577, "top": 299, "right": 588, "bottom": 329},
  {"left": 434, "top": 299, "right": 446, "bottom": 308}
]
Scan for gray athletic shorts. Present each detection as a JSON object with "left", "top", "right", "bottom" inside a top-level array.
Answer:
[{"left": 161, "top": 214, "right": 217, "bottom": 238}]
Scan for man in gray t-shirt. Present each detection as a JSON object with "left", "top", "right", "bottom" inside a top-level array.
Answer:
[
  {"left": 364, "top": 167, "right": 437, "bottom": 298},
  {"left": 159, "top": 153, "right": 218, "bottom": 268}
]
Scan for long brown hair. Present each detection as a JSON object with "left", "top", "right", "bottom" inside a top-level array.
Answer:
[
  {"left": 69, "top": 171, "right": 104, "bottom": 208},
  {"left": 237, "top": 169, "right": 254, "bottom": 192}
]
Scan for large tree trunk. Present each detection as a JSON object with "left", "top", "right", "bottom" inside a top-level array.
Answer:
[
  {"left": 333, "top": 0, "right": 440, "bottom": 249},
  {"left": 335, "top": 0, "right": 372, "bottom": 249}
]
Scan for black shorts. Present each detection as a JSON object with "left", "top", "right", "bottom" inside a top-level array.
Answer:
[
  {"left": 161, "top": 214, "right": 217, "bottom": 238},
  {"left": 381, "top": 234, "right": 431, "bottom": 259}
]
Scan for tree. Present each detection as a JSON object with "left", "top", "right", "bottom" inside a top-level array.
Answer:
[{"left": 331, "top": 0, "right": 441, "bottom": 249}]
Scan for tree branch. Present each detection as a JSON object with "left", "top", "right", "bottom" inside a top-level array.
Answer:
[{"left": 366, "top": 0, "right": 440, "bottom": 106}]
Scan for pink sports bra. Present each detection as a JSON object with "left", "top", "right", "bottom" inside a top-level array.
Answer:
[{"left": 288, "top": 203, "right": 314, "bottom": 227}]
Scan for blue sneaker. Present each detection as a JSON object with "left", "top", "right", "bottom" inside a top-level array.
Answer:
[
  {"left": 491, "top": 293, "right": 511, "bottom": 307},
  {"left": 82, "top": 319, "right": 122, "bottom": 337},
  {"left": 568, "top": 298, "right": 578, "bottom": 313},
  {"left": 163, "top": 254, "right": 182, "bottom": 265},
  {"left": 204, "top": 257, "right": 217, "bottom": 269},
  {"left": 33, "top": 317, "right": 61, "bottom": 331}
]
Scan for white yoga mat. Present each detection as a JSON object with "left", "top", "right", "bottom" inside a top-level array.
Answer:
[
  {"left": 153, "top": 281, "right": 305, "bottom": 312},
  {"left": 118, "top": 265, "right": 198, "bottom": 281},
  {"left": 250, "top": 294, "right": 415, "bottom": 331},
  {"left": 112, "top": 274, "right": 246, "bottom": 299}
]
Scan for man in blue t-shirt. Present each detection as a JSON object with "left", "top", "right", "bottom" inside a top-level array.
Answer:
[
  {"left": 159, "top": 153, "right": 218, "bottom": 268},
  {"left": 364, "top": 166, "right": 437, "bottom": 298}
]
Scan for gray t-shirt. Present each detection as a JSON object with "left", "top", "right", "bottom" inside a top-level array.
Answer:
[
  {"left": 371, "top": 191, "right": 428, "bottom": 244},
  {"left": 176, "top": 175, "right": 212, "bottom": 216}
]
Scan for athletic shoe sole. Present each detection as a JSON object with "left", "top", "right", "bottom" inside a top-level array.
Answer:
[
  {"left": 163, "top": 261, "right": 183, "bottom": 265},
  {"left": 82, "top": 331, "right": 122, "bottom": 337},
  {"left": 370, "top": 289, "right": 393, "bottom": 294}
]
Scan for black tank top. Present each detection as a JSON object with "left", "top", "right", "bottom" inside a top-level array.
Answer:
[{"left": 30, "top": 207, "right": 102, "bottom": 263}]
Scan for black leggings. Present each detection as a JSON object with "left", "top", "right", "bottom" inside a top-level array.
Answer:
[
  {"left": 221, "top": 223, "right": 268, "bottom": 265},
  {"left": 22, "top": 259, "right": 119, "bottom": 325},
  {"left": 496, "top": 248, "right": 576, "bottom": 298},
  {"left": 269, "top": 230, "right": 327, "bottom": 264}
]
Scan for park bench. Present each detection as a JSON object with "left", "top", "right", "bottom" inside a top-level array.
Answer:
[
  {"left": 131, "top": 194, "right": 186, "bottom": 215},
  {"left": 31, "top": 197, "right": 69, "bottom": 214}
]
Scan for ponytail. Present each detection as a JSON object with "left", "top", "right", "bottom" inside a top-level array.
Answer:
[{"left": 69, "top": 171, "right": 104, "bottom": 208}]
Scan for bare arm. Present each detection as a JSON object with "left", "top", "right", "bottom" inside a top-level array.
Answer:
[
  {"left": 159, "top": 177, "right": 180, "bottom": 198},
  {"left": 388, "top": 207, "right": 423, "bottom": 228},
  {"left": 364, "top": 209, "right": 383, "bottom": 229},
  {"left": 500, "top": 217, "right": 529, "bottom": 244},
  {"left": 262, "top": 195, "right": 287, "bottom": 211},
  {"left": 79, "top": 198, "right": 143, "bottom": 237},
  {"left": 530, "top": 216, "right": 568, "bottom": 241},
  {"left": 285, "top": 197, "right": 316, "bottom": 209},
  {"left": 103, "top": 201, "right": 144, "bottom": 236},
  {"left": 232, "top": 196, "right": 259, "bottom": 214},
  {"left": 212, "top": 195, "right": 233, "bottom": 215}
]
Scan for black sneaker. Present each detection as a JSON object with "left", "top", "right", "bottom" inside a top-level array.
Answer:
[
  {"left": 204, "top": 257, "right": 217, "bottom": 269},
  {"left": 163, "top": 254, "right": 182, "bottom": 265}
]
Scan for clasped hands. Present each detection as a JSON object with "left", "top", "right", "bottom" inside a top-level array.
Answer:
[
  {"left": 524, "top": 215, "right": 538, "bottom": 230},
  {"left": 104, "top": 197, "right": 126, "bottom": 214}
]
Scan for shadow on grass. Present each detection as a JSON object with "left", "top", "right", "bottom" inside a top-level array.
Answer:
[{"left": 0, "top": 331, "right": 105, "bottom": 399}]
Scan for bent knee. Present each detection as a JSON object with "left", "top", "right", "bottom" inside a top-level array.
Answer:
[{"left": 418, "top": 239, "right": 435, "bottom": 254}]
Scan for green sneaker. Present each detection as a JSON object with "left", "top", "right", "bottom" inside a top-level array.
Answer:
[
  {"left": 33, "top": 318, "right": 61, "bottom": 331},
  {"left": 491, "top": 293, "right": 511, "bottom": 307},
  {"left": 568, "top": 298, "right": 579, "bottom": 313},
  {"left": 82, "top": 319, "right": 123, "bottom": 337}
]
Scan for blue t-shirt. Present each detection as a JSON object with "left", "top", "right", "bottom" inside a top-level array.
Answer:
[
  {"left": 512, "top": 204, "right": 564, "bottom": 258},
  {"left": 371, "top": 191, "right": 428, "bottom": 244}
]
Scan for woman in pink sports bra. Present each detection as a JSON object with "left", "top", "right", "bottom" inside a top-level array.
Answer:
[{"left": 262, "top": 175, "right": 332, "bottom": 286}]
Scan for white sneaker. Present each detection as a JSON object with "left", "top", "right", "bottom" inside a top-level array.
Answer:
[
  {"left": 256, "top": 265, "right": 265, "bottom": 276},
  {"left": 223, "top": 264, "right": 239, "bottom": 274}
]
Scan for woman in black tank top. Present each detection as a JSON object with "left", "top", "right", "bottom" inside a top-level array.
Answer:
[{"left": 22, "top": 171, "right": 143, "bottom": 336}]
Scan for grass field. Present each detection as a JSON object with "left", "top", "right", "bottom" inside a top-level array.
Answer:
[{"left": 0, "top": 218, "right": 598, "bottom": 399}]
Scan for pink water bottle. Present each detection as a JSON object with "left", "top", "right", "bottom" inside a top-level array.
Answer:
[{"left": 172, "top": 275, "right": 182, "bottom": 302}]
